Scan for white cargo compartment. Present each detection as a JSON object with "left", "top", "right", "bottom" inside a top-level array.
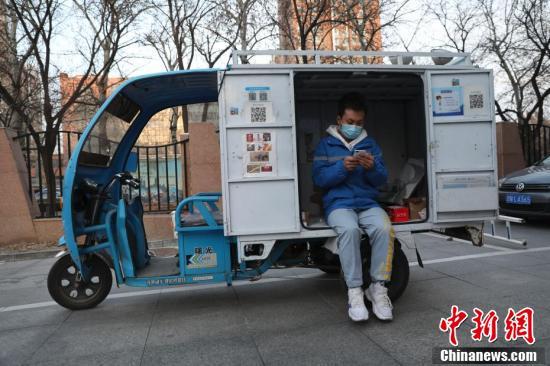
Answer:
[
  {"left": 219, "top": 72, "right": 300, "bottom": 236},
  {"left": 219, "top": 51, "right": 498, "bottom": 239},
  {"left": 428, "top": 71, "right": 498, "bottom": 222}
]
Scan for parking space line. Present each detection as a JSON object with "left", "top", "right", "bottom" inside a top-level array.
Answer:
[
  {"left": 0, "top": 273, "right": 321, "bottom": 313},
  {"left": 1, "top": 247, "right": 549, "bottom": 313},
  {"left": 0, "top": 300, "right": 58, "bottom": 312},
  {"left": 420, "top": 232, "right": 511, "bottom": 251},
  {"left": 409, "top": 246, "right": 550, "bottom": 267}
]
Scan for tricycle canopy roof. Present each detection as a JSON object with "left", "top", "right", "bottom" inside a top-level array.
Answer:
[
  {"left": 62, "top": 69, "right": 220, "bottom": 269},
  {"left": 74, "top": 69, "right": 220, "bottom": 169},
  {"left": 114, "top": 69, "right": 219, "bottom": 113}
]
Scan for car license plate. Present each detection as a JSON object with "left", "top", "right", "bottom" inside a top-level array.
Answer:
[{"left": 505, "top": 193, "right": 531, "bottom": 205}]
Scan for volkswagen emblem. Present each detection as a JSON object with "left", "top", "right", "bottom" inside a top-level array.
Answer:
[{"left": 515, "top": 183, "right": 525, "bottom": 192}]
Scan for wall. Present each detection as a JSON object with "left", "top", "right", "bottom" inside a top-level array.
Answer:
[
  {"left": 496, "top": 122, "right": 526, "bottom": 178},
  {"left": 187, "top": 122, "right": 222, "bottom": 195},
  {"left": 2, "top": 121, "right": 526, "bottom": 245},
  {"left": 30, "top": 214, "right": 175, "bottom": 245},
  {"left": 33, "top": 218, "right": 63, "bottom": 244},
  {"left": 0, "top": 126, "right": 176, "bottom": 245},
  {"left": 142, "top": 214, "right": 175, "bottom": 241},
  {"left": 0, "top": 128, "right": 40, "bottom": 245}
]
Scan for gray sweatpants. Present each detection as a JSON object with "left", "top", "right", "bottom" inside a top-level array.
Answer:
[{"left": 327, "top": 207, "right": 395, "bottom": 288}]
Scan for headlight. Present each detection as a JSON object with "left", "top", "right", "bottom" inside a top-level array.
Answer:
[{"left": 498, "top": 178, "right": 505, "bottom": 188}]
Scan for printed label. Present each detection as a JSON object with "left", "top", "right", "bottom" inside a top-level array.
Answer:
[{"left": 186, "top": 246, "right": 218, "bottom": 269}]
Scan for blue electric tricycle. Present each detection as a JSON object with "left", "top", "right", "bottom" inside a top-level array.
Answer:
[{"left": 47, "top": 67, "right": 411, "bottom": 310}]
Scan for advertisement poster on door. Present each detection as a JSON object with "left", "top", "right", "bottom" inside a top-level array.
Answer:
[
  {"left": 244, "top": 131, "right": 276, "bottom": 176},
  {"left": 432, "top": 86, "right": 464, "bottom": 117}
]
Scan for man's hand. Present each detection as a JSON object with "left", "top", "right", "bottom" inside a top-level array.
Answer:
[
  {"left": 343, "top": 156, "right": 359, "bottom": 171},
  {"left": 356, "top": 153, "right": 375, "bottom": 170}
]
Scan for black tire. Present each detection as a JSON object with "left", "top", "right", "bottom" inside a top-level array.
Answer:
[
  {"left": 361, "top": 240, "right": 410, "bottom": 302},
  {"left": 318, "top": 265, "right": 341, "bottom": 274},
  {"left": 315, "top": 246, "right": 341, "bottom": 274},
  {"left": 47, "top": 254, "right": 112, "bottom": 310}
]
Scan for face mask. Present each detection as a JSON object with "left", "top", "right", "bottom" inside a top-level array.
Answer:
[{"left": 340, "top": 124, "right": 363, "bottom": 140}]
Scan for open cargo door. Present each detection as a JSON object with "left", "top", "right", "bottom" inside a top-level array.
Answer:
[
  {"left": 219, "top": 71, "right": 300, "bottom": 236},
  {"left": 427, "top": 70, "right": 498, "bottom": 222}
]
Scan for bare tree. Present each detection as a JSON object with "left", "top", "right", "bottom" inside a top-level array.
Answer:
[
  {"left": 0, "top": 0, "right": 143, "bottom": 216},
  {"left": 392, "top": 6, "right": 427, "bottom": 52},
  {"left": 478, "top": 0, "right": 549, "bottom": 127},
  {"left": 274, "top": 0, "right": 336, "bottom": 63},
  {"left": 193, "top": 5, "right": 238, "bottom": 122},
  {"left": 195, "top": 10, "right": 238, "bottom": 69},
  {"left": 73, "top": 0, "right": 147, "bottom": 104},
  {"left": 344, "top": 0, "right": 412, "bottom": 51},
  {"left": 272, "top": 0, "right": 409, "bottom": 64},
  {"left": 193, "top": 0, "right": 275, "bottom": 121},
  {"left": 522, "top": 1, "right": 550, "bottom": 125},
  {"left": 426, "top": 0, "right": 483, "bottom": 59},
  {"left": 70, "top": 0, "right": 147, "bottom": 154},
  {"left": 0, "top": 0, "right": 41, "bottom": 132},
  {"left": 336, "top": 0, "right": 414, "bottom": 64},
  {"left": 143, "top": 0, "right": 211, "bottom": 139},
  {"left": 206, "top": 0, "right": 276, "bottom": 64},
  {"left": 427, "top": 0, "right": 549, "bottom": 161}
]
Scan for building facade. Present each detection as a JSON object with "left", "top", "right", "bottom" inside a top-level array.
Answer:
[{"left": 277, "top": 0, "right": 382, "bottom": 56}]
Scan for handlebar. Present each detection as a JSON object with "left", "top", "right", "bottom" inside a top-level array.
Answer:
[
  {"left": 114, "top": 172, "right": 140, "bottom": 189},
  {"left": 87, "top": 172, "right": 139, "bottom": 226}
]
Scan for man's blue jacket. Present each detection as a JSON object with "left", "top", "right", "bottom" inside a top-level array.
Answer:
[{"left": 312, "top": 128, "right": 388, "bottom": 219}]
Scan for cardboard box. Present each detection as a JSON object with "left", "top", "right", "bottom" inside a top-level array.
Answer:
[
  {"left": 406, "top": 197, "right": 426, "bottom": 220},
  {"left": 386, "top": 205, "right": 410, "bottom": 223}
]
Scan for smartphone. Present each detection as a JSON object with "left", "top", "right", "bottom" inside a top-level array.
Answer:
[{"left": 354, "top": 149, "right": 367, "bottom": 157}]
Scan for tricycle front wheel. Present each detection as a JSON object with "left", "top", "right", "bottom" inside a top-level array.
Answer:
[{"left": 47, "top": 254, "right": 112, "bottom": 310}]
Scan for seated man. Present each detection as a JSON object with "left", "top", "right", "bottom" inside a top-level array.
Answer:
[{"left": 312, "top": 92, "right": 395, "bottom": 322}]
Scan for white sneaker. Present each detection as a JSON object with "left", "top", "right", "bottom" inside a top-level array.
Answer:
[
  {"left": 347, "top": 287, "right": 369, "bottom": 322},
  {"left": 365, "top": 282, "right": 393, "bottom": 321}
]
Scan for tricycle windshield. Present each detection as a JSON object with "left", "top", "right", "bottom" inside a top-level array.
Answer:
[{"left": 78, "top": 93, "right": 140, "bottom": 167}]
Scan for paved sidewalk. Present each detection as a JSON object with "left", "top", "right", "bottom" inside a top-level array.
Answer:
[{"left": 1, "top": 223, "right": 549, "bottom": 365}]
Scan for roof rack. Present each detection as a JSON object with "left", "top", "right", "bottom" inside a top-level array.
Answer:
[{"left": 230, "top": 50, "right": 473, "bottom": 68}]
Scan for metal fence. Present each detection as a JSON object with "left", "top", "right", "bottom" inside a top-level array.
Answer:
[
  {"left": 13, "top": 130, "right": 189, "bottom": 218},
  {"left": 521, "top": 124, "right": 550, "bottom": 165},
  {"left": 130, "top": 140, "right": 188, "bottom": 212}
]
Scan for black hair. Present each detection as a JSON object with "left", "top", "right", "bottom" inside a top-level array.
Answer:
[{"left": 337, "top": 92, "right": 366, "bottom": 117}]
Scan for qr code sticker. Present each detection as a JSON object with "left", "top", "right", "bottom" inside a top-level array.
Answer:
[
  {"left": 250, "top": 106, "right": 267, "bottom": 122},
  {"left": 469, "top": 94, "right": 484, "bottom": 109},
  {"left": 248, "top": 92, "right": 257, "bottom": 101},
  {"left": 259, "top": 92, "right": 268, "bottom": 101}
]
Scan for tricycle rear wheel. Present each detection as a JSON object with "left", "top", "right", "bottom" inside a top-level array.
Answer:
[
  {"left": 47, "top": 254, "right": 112, "bottom": 310},
  {"left": 362, "top": 241, "right": 409, "bottom": 302},
  {"left": 320, "top": 238, "right": 410, "bottom": 301}
]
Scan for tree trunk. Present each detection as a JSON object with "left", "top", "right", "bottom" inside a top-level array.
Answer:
[
  {"left": 518, "top": 119, "right": 533, "bottom": 165},
  {"left": 96, "top": 43, "right": 111, "bottom": 151},
  {"left": 300, "top": 38, "right": 308, "bottom": 64},
  {"left": 181, "top": 105, "right": 189, "bottom": 135},
  {"left": 201, "top": 102, "right": 209, "bottom": 122},
  {"left": 169, "top": 107, "right": 178, "bottom": 143},
  {"left": 38, "top": 131, "right": 58, "bottom": 217}
]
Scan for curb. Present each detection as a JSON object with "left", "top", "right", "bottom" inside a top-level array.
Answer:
[
  {"left": 0, "top": 249, "right": 60, "bottom": 262},
  {"left": 0, "top": 240, "right": 178, "bottom": 263},
  {"left": 0, "top": 240, "right": 177, "bottom": 263}
]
